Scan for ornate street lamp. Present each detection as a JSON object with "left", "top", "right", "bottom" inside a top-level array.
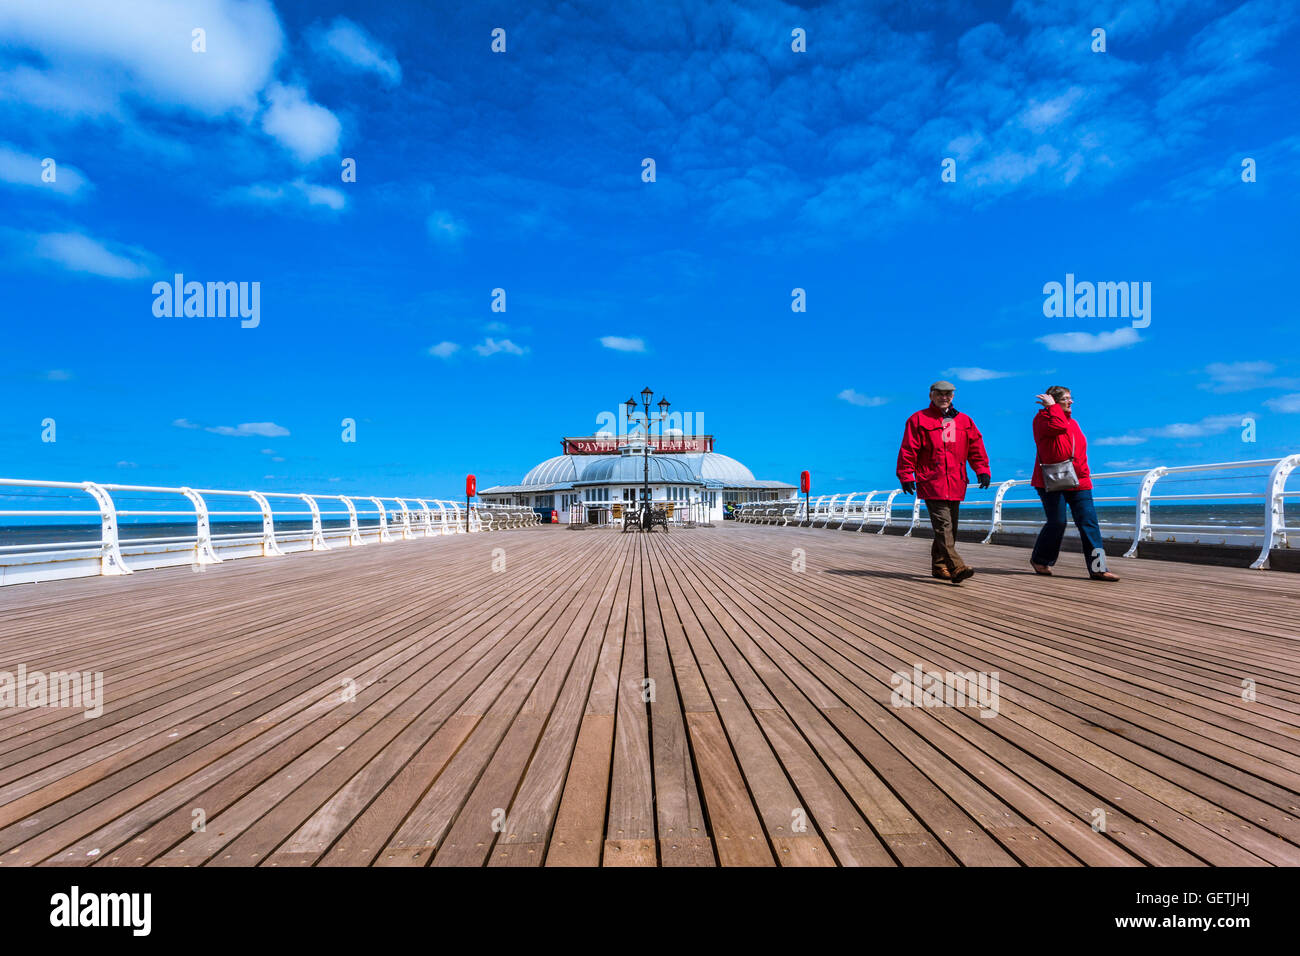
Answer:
[{"left": 624, "top": 387, "right": 670, "bottom": 531}]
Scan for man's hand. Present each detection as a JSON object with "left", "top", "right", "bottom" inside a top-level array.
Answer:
[
  {"left": 1035, "top": 393, "right": 1056, "bottom": 407},
  {"left": 900, "top": 481, "right": 916, "bottom": 495},
  {"left": 978, "top": 473, "right": 991, "bottom": 489}
]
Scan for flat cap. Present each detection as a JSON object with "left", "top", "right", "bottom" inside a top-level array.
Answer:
[{"left": 929, "top": 380, "right": 956, "bottom": 392}]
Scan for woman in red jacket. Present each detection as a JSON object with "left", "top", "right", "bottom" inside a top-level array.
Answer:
[{"left": 1030, "top": 386, "right": 1119, "bottom": 581}]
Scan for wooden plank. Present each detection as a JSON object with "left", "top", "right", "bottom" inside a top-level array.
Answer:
[
  {"left": 602, "top": 542, "right": 655, "bottom": 863},
  {"left": 544, "top": 714, "right": 615, "bottom": 867}
]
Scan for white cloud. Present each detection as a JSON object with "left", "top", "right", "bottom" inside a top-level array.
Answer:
[
  {"left": 966, "top": 144, "right": 1060, "bottom": 187},
  {"left": 310, "top": 17, "right": 401, "bottom": 85},
  {"left": 944, "top": 367, "right": 1014, "bottom": 382},
  {"left": 0, "top": 2, "right": 352, "bottom": 168},
  {"left": 226, "top": 178, "right": 345, "bottom": 211},
  {"left": 0, "top": 0, "right": 284, "bottom": 119},
  {"left": 473, "top": 338, "right": 526, "bottom": 357},
  {"left": 1202, "top": 361, "right": 1300, "bottom": 393},
  {"left": 174, "top": 418, "right": 289, "bottom": 437},
  {"left": 0, "top": 143, "right": 90, "bottom": 197},
  {"left": 296, "top": 181, "right": 345, "bottom": 210},
  {"left": 838, "top": 388, "right": 888, "bottom": 407},
  {"left": 1098, "top": 412, "right": 1252, "bottom": 446},
  {"left": 1264, "top": 393, "right": 1300, "bottom": 414},
  {"left": 1149, "top": 414, "right": 1245, "bottom": 439},
  {"left": 1094, "top": 435, "right": 1147, "bottom": 446},
  {"left": 428, "top": 341, "right": 460, "bottom": 358},
  {"left": 1036, "top": 327, "right": 1141, "bottom": 353},
  {"left": 33, "top": 230, "right": 149, "bottom": 279},
  {"left": 599, "top": 336, "right": 645, "bottom": 352},
  {"left": 260, "top": 82, "right": 340, "bottom": 163},
  {"left": 207, "top": 421, "right": 290, "bottom": 437},
  {"left": 427, "top": 210, "right": 467, "bottom": 244},
  {"left": 43, "top": 369, "right": 73, "bottom": 381},
  {"left": 1018, "top": 87, "right": 1086, "bottom": 134}
]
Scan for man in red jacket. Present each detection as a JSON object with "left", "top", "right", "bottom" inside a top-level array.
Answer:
[{"left": 896, "top": 381, "right": 991, "bottom": 584}]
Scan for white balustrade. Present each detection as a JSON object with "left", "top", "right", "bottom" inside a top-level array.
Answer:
[{"left": 0, "top": 479, "right": 541, "bottom": 586}]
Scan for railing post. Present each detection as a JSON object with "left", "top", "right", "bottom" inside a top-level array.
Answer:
[
  {"left": 1251, "top": 454, "right": 1300, "bottom": 569},
  {"left": 415, "top": 499, "right": 434, "bottom": 536},
  {"left": 904, "top": 494, "right": 921, "bottom": 538},
  {"left": 340, "top": 496, "right": 362, "bottom": 546},
  {"left": 180, "top": 487, "right": 222, "bottom": 566},
  {"left": 300, "top": 495, "right": 329, "bottom": 551},
  {"left": 369, "top": 497, "right": 391, "bottom": 542},
  {"left": 858, "top": 492, "right": 877, "bottom": 533},
  {"left": 248, "top": 491, "right": 284, "bottom": 556},
  {"left": 880, "top": 490, "right": 901, "bottom": 534},
  {"left": 839, "top": 493, "right": 858, "bottom": 530},
  {"left": 82, "top": 481, "right": 131, "bottom": 576},
  {"left": 982, "top": 479, "right": 1017, "bottom": 545},
  {"left": 1123, "top": 466, "right": 1169, "bottom": 558},
  {"left": 393, "top": 499, "right": 413, "bottom": 540}
]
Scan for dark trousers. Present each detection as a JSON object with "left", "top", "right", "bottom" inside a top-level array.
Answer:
[
  {"left": 925, "top": 499, "right": 968, "bottom": 574},
  {"left": 1032, "top": 488, "right": 1107, "bottom": 572}
]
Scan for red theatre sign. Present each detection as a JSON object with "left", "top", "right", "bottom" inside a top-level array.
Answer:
[{"left": 562, "top": 435, "right": 714, "bottom": 455}]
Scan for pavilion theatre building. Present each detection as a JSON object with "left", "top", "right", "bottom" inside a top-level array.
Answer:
[{"left": 479, "top": 434, "right": 795, "bottom": 523}]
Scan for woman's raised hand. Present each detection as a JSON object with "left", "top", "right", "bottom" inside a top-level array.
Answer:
[{"left": 1035, "top": 393, "right": 1056, "bottom": 407}]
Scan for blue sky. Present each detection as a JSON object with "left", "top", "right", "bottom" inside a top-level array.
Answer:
[{"left": 2, "top": 0, "right": 1297, "bottom": 497}]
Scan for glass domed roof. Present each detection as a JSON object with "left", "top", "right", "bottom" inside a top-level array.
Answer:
[
  {"left": 684, "top": 452, "right": 755, "bottom": 483},
  {"left": 575, "top": 454, "right": 699, "bottom": 485},
  {"left": 520, "top": 455, "right": 581, "bottom": 485},
  {"left": 516, "top": 450, "right": 760, "bottom": 488}
]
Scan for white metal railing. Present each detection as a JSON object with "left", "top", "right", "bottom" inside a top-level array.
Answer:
[
  {"left": 732, "top": 456, "right": 1300, "bottom": 570},
  {"left": 0, "top": 478, "right": 542, "bottom": 586}
]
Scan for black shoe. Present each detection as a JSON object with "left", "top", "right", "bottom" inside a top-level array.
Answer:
[{"left": 950, "top": 566, "right": 975, "bottom": 585}]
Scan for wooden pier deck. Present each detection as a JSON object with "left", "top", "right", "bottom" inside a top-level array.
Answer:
[{"left": 1, "top": 523, "right": 1297, "bottom": 867}]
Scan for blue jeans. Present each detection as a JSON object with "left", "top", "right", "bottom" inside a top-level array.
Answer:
[{"left": 1032, "top": 488, "right": 1108, "bottom": 572}]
